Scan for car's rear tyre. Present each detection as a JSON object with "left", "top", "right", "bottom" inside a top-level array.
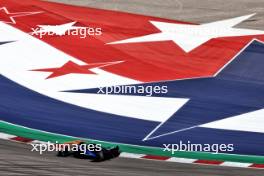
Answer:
[{"left": 57, "top": 150, "right": 70, "bottom": 157}]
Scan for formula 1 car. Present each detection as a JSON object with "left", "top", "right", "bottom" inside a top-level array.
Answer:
[{"left": 57, "top": 140, "right": 120, "bottom": 162}]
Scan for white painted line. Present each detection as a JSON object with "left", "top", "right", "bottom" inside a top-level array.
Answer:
[
  {"left": 221, "top": 161, "right": 252, "bottom": 168},
  {"left": 120, "top": 152, "right": 145, "bottom": 159},
  {"left": 167, "top": 157, "right": 197, "bottom": 163},
  {"left": 0, "top": 132, "right": 16, "bottom": 140},
  {"left": 30, "top": 140, "right": 50, "bottom": 144}
]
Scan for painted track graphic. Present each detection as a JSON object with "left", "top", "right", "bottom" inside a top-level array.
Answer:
[{"left": 0, "top": 0, "right": 264, "bottom": 166}]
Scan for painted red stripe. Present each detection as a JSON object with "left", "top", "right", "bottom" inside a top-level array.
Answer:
[
  {"left": 194, "top": 160, "right": 224, "bottom": 165},
  {"left": 10, "top": 136, "right": 34, "bottom": 143},
  {"left": 7, "top": 0, "right": 264, "bottom": 83},
  {"left": 142, "top": 155, "right": 170, "bottom": 161},
  {"left": 249, "top": 164, "right": 264, "bottom": 169}
]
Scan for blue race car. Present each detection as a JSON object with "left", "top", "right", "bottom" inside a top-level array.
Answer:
[{"left": 57, "top": 140, "right": 120, "bottom": 162}]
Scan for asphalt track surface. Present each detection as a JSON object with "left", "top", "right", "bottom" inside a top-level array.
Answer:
[
  {"left": 1, "top": 139, "right": 264, "bottom": 176},
  {"left": 1, "top": 0, "right": 264, "bottom": 175},
  {"left": 48, "top": 0, "right": 264, "bottom": 29}
]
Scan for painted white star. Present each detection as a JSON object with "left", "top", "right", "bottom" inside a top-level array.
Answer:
[
  {"left": 33, "top": 21, "right": 77, "bottom": 35},
  {"left": 0, "top": 7, "right": 42, "bottom": 24},
  {"left": 32, "top": 21, "right": 86, "bottom": 36},
  {"left": 108, "top": 14, "right": 264, "bottom": 52}
]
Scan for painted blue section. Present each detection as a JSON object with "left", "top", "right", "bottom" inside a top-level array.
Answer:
[
  {"left": 84, "top": 150, "right": 96, "bottom": 158},
  {"left": 1, "top": 40, "right": 264, "bottom": 156},
  {"left": 0, "top": 75, "right": 158, "bottom": 143}
]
